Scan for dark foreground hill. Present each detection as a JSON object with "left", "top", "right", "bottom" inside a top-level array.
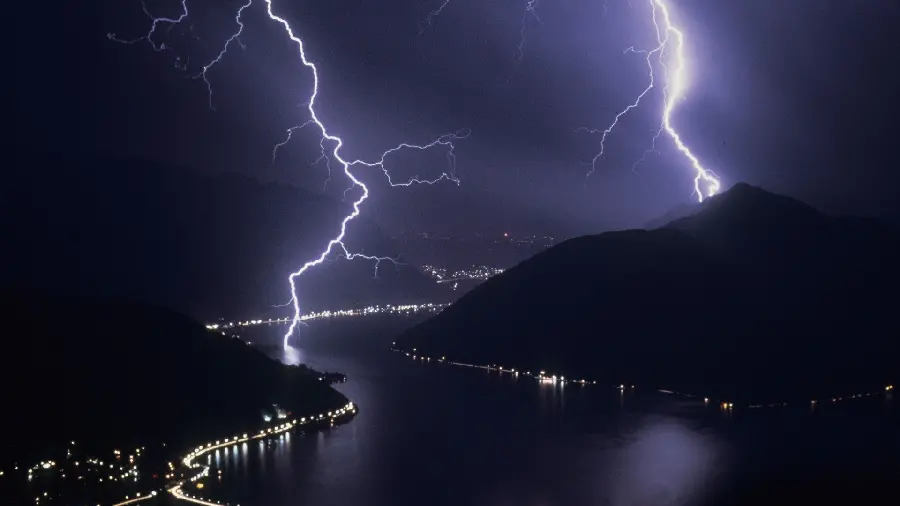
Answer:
[
  {"left": 0, "top": 290, "right": 348, "bottom": 465},
  {"left": 396, "top": 184, "right": 899, "bottom": 403},
  {"left": 3, "top": 153, "right": 445, "bottom": 320},
  {"left": 643, "top": 201, "right": 701, "bottom": 229}
]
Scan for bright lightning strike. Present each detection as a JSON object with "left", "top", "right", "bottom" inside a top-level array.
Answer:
[
  {"left": 263, "top": 0, "right": 468, "bottom": 347},
  {"left": 580, "top": 0, "right": 720, "bottom": 201},
  {"left": 650, "top": 0, "right": 720, "bottom": 200},
  {"left": 111, "top": 0, "right": 468, "bottom": 348}
]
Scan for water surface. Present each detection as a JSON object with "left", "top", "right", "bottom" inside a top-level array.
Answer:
[{"left": 199, "top": 317, "right": 898, "bottom": 505}]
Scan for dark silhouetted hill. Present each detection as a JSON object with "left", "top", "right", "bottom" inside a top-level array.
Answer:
[
  {"left": 0, "top": 289, "right": 348, "bottom": 465},
  {"left": 2, "top": 153, "right": 445, "bottom": 320},
  {"left": 643, "top": 201, "right": 700, "bottom": 229},
  {"left": 396, "top": 183, "right": 900, "bottom": 403}
]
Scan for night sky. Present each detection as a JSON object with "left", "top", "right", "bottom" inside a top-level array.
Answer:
[{"left": 13, "top": 0, "right": 900, "bottom": 237}]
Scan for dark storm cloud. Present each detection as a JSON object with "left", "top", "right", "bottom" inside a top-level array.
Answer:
[{"left": 13, "top": 0, "right": 900, "bottom": 236}]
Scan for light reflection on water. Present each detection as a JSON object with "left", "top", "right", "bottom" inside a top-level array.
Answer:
[
  {"left": 610, "top": 418, "right": 720, "bottom": 506},
  {"left": 198, "top": 318, "right": 895, "bottom": 506}
]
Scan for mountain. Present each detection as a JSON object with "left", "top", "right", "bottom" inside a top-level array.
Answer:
[
  {"left": 395, "top": 184, "right": 900, "bottom": 403},
  {"left": 0, "top": 289, "right": 349, "bottom": 465},
  {"left": 3, "top": 153, "right": 446, "bottom": 320}
]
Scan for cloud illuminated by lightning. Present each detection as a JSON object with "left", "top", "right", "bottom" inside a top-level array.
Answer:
[
  {"left": 580, "top": 0, "right": 720, "bottom": 201},
  {"left": 111, "top": 0, "right": 468, "bottom": 348}
]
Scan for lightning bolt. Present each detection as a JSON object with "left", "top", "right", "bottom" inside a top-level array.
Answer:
[
  {"left": 631, "top": 3, "right": 670, "bottom": 175},
  {"left": 265, "top": 0, "right": 470, "bottom": 347},
  {"left": 650, "top": 0, "right": 720, "bottom": 200},
  {"left": 515, "top": 0, "right": 542, "bottom": 63},
  {"left": 581, "top": 0, "right": 720, "bottom": 201},
  {"left": 347, "top": 130, "right": 468, "bottom": 187},
  {"left": 109, "top": 0, "right": 250, "bottom": 110},
  {"left": 422, "top": 0, "right": 454, "bottom": 32},
  {"left": 111, "top": 0, "right": 468, "bottom": 349},
  {"left": 576, "top": 42, "right": 663, "bottom": 183},
  {"left": 107, "top": 0, "right": 189, "bottom": 50},
  {"left": 314, "top": 137, "right": 334, "bottom": 192},
  {"left": 271, "top": 120, "right": 333, "bottom": 191},
  {"left": 271, "top": 120, "right": 314, "bottom": 164},
  {"left": 194, "top": 0, "right": 253, "bottom": 110}
]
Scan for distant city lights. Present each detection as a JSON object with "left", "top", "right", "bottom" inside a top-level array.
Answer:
[
  {"left": 206, "top": 302, "right": 449, "bottom": 331},
  {"left": 11, "top": 442, "right": 149, "bottom": 506},
  {"left": 422, "top": 265, "right": 504, "bottom": 285}
]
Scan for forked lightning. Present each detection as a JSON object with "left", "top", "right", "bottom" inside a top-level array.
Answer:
[
  {"left": 111, "top": 0, "right": 468, "bottom": 347},
  {"left": 580, "top": 0, "right": 720, "bottom": 200}
]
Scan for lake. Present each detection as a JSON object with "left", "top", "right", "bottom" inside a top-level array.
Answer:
[{"left": 196, "top": 316, "right": 898, "bottom": 506}]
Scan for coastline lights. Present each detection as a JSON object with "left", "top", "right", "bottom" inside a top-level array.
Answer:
[
  {"left": 171, "top": 401, "right": 357, "bottom": 504},
  {"left": 393, "top": 347, "right": 895, "bottom": 413},
  {"left": 206, "top": 302, "right": 450, "bottom": 331},
  {"left": 423, "top": 264, "right": 505, "bottom": 284},
  {"left": 21, "top": 401, "right": 357, "bottom": 505}
]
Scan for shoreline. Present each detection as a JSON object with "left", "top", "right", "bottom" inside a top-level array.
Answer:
[
  {"left": 167, "top": 401, "right": 356, "bottom": 505},
  {"left": 110, "top": 401, "right": 357, "bottom": 506},
  {"left": 390, "top": 345, "right": 894, "bottom": 412}
]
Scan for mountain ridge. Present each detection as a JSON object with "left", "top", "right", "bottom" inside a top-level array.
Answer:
[
  {"left": 395, "top": 183, "right": 899, "bottom": 403},
  {"left": 0, "top": 289, "right": 349, "bottom": 464}
]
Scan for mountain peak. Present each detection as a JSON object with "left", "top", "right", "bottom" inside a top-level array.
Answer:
[
  {"left": 702, "top": 182, "right": 818, "bottom": 217},
  {"left": 644, "top": 183, "right": 808, "bottom": 231},
  {"left": 666, "top": 182, "right": 824, "bottom": 237},
  {"left": 396, "top": 185, "right": 899, "bottom": 403}
]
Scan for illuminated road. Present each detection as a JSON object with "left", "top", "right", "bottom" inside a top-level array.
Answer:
[
  {"left": 111, "top": 491, "right": 157, "bottom": 505},
  {"left": 168, "top": 402, "right": 356, "bottom": 504}
]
